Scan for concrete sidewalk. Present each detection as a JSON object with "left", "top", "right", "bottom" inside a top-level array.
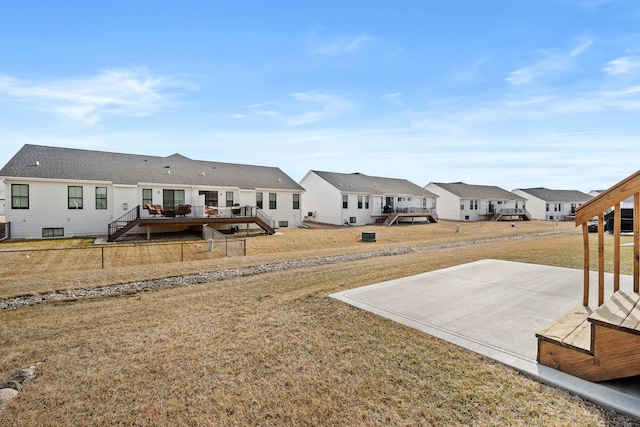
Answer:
[{"left": 330, "top": 259, "right": 640, "bottom": 419}]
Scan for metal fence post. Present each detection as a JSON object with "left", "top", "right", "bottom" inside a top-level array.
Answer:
[{"left": 102, "top": 246, "right": 104, "bottom": 269}]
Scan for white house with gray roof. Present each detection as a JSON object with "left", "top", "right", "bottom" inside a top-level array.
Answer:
[
  {"left": 425, "top": 182, "right": 529, "bottom": 222},
  {"left": 512, "top": 187, "right": 592, "bottom": 221},
  {"left": 0, "top": 144, "right": 304, "bottom": 239},
  {"left": 300, "top": 170, "right": 438, "bottom": 226}
]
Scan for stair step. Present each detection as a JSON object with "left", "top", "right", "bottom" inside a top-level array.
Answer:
[
  {"left": 589, "top": 290, "right": 640, "bottom": 334},
  {"left": 536, "top": 305, "right": 593, "bottom": 353}
]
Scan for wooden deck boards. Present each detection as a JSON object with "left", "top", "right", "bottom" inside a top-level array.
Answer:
[
  {"left": 589, "top": 290, "right": 640, "bottom": 334},
  {"left": 536, "top": 304, "right": 593, "bottom": 352}
]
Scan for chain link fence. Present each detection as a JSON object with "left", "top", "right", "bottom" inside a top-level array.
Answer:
[
  {"left": 0, "top": 237, "right": 246, "bottom": 278},
  {"left": 203, "top": 225, "right": 247, "bottom": 257}
]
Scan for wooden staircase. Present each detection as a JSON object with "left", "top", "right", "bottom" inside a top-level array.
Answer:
[
  {"left": 383, "top": 213, "right": 400, "bottom": 226},
  {"left": 537, "top": 291, "right": 640, "bottom": 381},
  {"left": 536, "top": 170, "right": 640, "bottom": 381}
]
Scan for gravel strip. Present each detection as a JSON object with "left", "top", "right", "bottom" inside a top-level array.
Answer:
[{"left": 0, "top": 231, "right": 563, "bottom": 310}]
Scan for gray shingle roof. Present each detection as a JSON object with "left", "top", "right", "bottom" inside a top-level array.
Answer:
[
  {"left": 516, "top": 187, "right": 592, "bottom": 203},
  {"left": 312, "top": 171, "right": 437, "bottom": 197},
  {"left": 430, "top": 182, "right": 525, "bottom": 200},
  {"left": 0, "top": 145, "right": 304, "bottom": 191}
]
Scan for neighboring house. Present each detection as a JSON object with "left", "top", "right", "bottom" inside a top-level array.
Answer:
[
  {"left": 300, "top": 171, "right": 438, "bottom": 226},
  {"left": 512, "top": 187, "right": 592, "bottom": 221},
  {"left": 0, "top": 144, "right": 305, "bottom": 239},
  {"left": 425, "top": 182, "right": 528, "bottom": 221},
  {"left": 0, "top": 180, "right": 5, "bottom": 220}
]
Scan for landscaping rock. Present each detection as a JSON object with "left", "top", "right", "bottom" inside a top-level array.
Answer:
[
  {"left": 0, "top": 388, "right": 19, "bottom": 407},
  {"left": 0, "top": 230, "right": 564, "bottom": 310}
]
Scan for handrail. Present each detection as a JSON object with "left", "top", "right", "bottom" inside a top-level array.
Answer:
[
  {"left": 574, "top": 170, "right": 640, "bottom": 306},
  {"left": 108, "top": 205, "right": 141, "bottom": 238},
  {"left": 256, "top": 208, "right": 275, "bottom": 230},
  {"left": 575, "top": 169, "right": 640, "bottom": 224}
]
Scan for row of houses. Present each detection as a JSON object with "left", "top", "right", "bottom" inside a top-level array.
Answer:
[{"left": 0, "top": 145, "right": 593, "bottom": 240}]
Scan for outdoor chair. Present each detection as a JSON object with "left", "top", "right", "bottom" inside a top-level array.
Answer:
[
  {"left": 145, "top": 204, "right": 163, "bottom": 216},
  {"left": 174, "top": 204, "right": 192, "bottom": 217}
]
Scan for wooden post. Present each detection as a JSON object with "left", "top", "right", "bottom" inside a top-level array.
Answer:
[
  {"left": 633, "top": 193, "right": 640, "bottom": 292},
  {"left": 614, "top": 203, "right": 621, "bottom": 292},
  {"left": 582, "top": 222, "right": 590, "bottom": 307},
  {"left": 598, "top": 212, "right": 605, "bottom": 306}
]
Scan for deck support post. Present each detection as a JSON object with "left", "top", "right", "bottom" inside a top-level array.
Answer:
[
  {"left": 598, "top": 212, "right": 605, "bottom": 306},
  {"left": 582, "top": 222, "right": 590, "bottom": 307},
  {"left": 635, "top": 193, "right": 640, "bottom": 293},
  {"left": 614, "top": 203, "right": 621, "bottom": 292}
]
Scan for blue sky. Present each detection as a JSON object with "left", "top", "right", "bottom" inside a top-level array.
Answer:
[{"left": 1, "top": 1, "right": 640, "bottom": 192}]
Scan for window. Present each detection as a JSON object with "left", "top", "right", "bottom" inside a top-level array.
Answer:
[
  {"left": 269, "top": 193, "right": 277, "bottom": 209},
  {"left": 143, "top": 188, "right": 153, "bottom": 206},
  {"left": 162, "top": 189, "right": 185, "bottom": 210},
  {"left": 68, "top": 186, "right": 83, "bottom": 209},
  {"left": 546, "top": 203, "right": 550, "bottom": 212},
  {"left": 342, "top": 195, "right": 348, "bottom": 209},
  {"left": 357, "top": 196, "right": 363, "bottom": 209},
  {"left": 349, "top": 216, "right": 356, "bottom": 224},
  {"left": 199, "top": 190, "right": 218, "bottom": 207},
  {"left": 256, "top": 192, "right": 263, "bottom": 209},
  {"left": 292, "top": 193, "right": 300, "bottom": 209},
  {"left": 96, "top": 187, "right": 107, "bottom": 209},
  {"left": 42, "top": 227, "right": 64, "bottom": 238},
  {"left": 365, "top": 196, "right": 369, "bottom": 209},
  {"left": 460, "top": 200, "right": 465, "bottom": 210},
  {"left": 470, "top": 200, "right": 478, "bottom": 210},
  {"left": 11, "top": 184, "right": 29, "bottom": 209},
  {"left": 226, "top": 192, "right": 234, "bottom": 207},
  {"left": 278, "top": 221, "right": 288, "bottom": 227},
  {"left": 555, "top": 203, "right": 561, "bottom": 212}
]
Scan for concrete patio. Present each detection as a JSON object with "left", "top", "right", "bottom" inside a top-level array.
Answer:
[{"left": 330, "top": 259, "right": 640, "bottom": 419}]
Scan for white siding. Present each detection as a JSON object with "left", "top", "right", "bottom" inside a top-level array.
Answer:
[
  {"left": 6, "top": 179, "right": 115, "bottom": 238},
  {"left": 425, "top": 183, "right": 461, "bottom": 221},
  {"left": 300, "top": 172, "right": 343, "bottom": 225}
]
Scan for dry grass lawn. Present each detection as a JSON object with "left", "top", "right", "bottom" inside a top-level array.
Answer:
[{"left": 1, "top": 220, "right": 639, "bottom": 426}]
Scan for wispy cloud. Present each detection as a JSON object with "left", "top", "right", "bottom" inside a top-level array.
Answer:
[
  {"left": 603, "top": 56, "right": 640, "bottom": 75},
  {"left": 506, "top": 40, "right": 592, "bottom": 85},
  {"left": 0, "top": 68, "right": 190, "bottom": 125},
  {"left": 309, "top": 32, "right": 371, "bottom": 55},
  {"left": 382, "top": 92, "right": 403, "bottom": 105},
  {"left": 256, "top": 91, "right": 353, "bottom": 126}
]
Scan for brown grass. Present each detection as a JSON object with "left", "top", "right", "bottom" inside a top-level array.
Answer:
[{"left": 1, "top": 220, "right": 638, "bottom": 425}]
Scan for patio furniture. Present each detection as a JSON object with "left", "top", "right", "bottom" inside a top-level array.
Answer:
[
  {"left": 174, "top": 204, "right": 192, "bottom": 217},
  {"left": 145, "top": 204, "right": 163, "bottom": 216}
]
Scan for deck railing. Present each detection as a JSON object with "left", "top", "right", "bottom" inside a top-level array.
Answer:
[
  {"left": 574, "top": 170, "right": 640, "bottom": 306},
  {"left": 384, "top": 207, "right": 437, "bottom": 215},
  {"left": 143, "top": 205, "right": 261, "bottom": 219}
]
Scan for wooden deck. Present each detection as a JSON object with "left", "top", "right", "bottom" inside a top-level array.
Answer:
[
  {"left": 137, "top": 215, "right": 273, "bottom": 238},
  {"left": 373, "top": 212, "right": 438, "bottom": 226}
]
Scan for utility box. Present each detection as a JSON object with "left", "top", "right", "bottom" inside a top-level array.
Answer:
[{"left": 361, "top": 231, "right": 376, "bottom": 242}]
